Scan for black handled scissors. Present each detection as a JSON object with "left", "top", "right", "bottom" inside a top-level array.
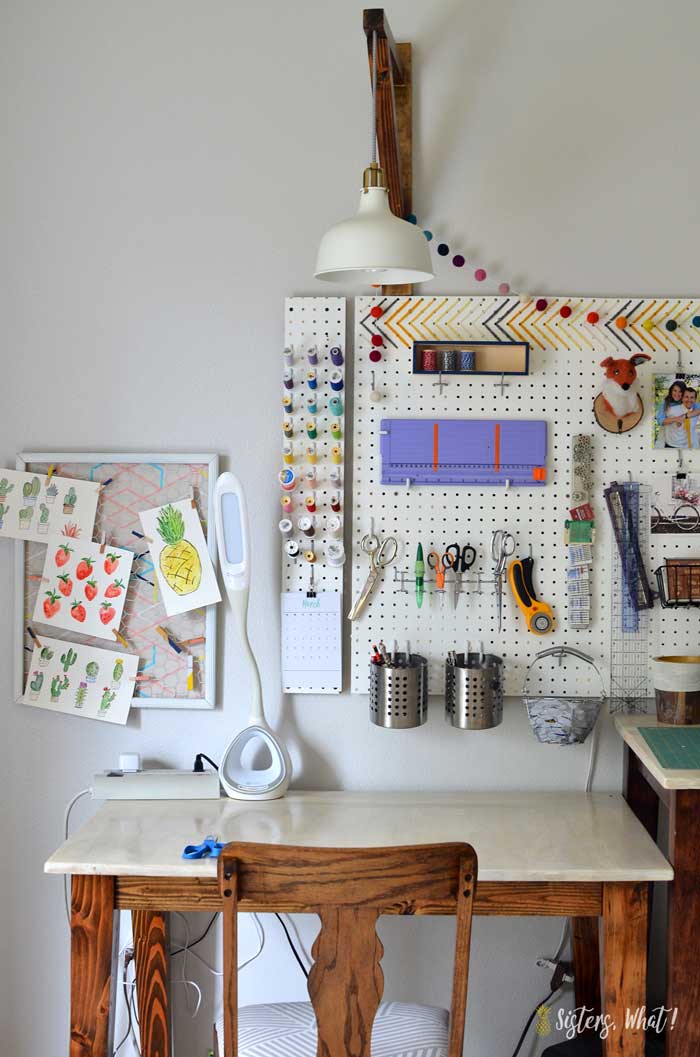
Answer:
[
  {"left": 444, "top": 543, "right": 476, "bottom": 573},
  {"left": 443, "top": 543, "right": 476, "bottom": 609}
]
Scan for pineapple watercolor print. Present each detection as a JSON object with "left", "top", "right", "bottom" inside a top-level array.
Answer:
[
  {"left": 140, "top": 498, "right": 220, "bottom": 617},
  {"left": 156, "top": 504, "right": 202, "bottom": 595}
]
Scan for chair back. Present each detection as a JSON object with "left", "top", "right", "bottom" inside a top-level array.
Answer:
[{"left": 218, "top": 842, "right": 478, "bottom": 1057}]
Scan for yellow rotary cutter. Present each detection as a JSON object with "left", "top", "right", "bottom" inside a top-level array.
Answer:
[{"left": 508, "top": 554, "right": 554, "bottom": 635}]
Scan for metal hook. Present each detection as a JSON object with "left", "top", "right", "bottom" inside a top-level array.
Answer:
[{"left": 678, "top": 449, "right": 684, "bottom": 470}]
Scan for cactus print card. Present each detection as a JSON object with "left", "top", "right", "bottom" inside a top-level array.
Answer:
[
  {"left": 32, "top": 537, "right": 134, "bottom": 639},
  {"left": 139, "top": 498, "right": 221, "bottom": 617},
  {"left": 23, "top": 635, "right": 138, "bottom": 724},
  {"left": 0, "top": 468, "right": 99, "bottom": 543}
]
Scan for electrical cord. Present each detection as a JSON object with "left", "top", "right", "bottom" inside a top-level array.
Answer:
[
  {"left": 585, "top": 718, "right": 600, "bottom": 793},
  {"left": 171, "top": 913, "right": 218, "bottom": 957},
  {"left": 63, "top": 788, "right": 91, "bottom": 926},
  {"left": 508, "top": 987, "right": 560, "bottom": 1057},
  {"left": 113, "top": 952, "right": 140, "bottom": 1056},
  {"left": 275, "top": 913, "right": 309, "bottom": 978},
  {"left": 193, "top": 753, "right": 219, "bottom": 773}
]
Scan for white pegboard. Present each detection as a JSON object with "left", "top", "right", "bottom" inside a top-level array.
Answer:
[
  {"left": 281, "top": 297, "right": 346, "bottom": 691},
  {"left": 350, "top": 295, "right": 700, "bottom": 698}
]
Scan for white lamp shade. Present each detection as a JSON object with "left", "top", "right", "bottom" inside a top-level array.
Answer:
[{"left": 315, "top": 186, "right": 434, "bottom": 286}]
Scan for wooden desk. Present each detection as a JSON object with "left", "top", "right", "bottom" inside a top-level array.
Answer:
[
  {"left": 45, "top": 791, "right": 672, "bottom": 1057},
  {"left": 616, "top": 715, "right": 700, "bottom": 1057}
]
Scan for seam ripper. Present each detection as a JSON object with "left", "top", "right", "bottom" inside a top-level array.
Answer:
[{"left": 415, "top": 543, "right": 425, "bottom": 608}]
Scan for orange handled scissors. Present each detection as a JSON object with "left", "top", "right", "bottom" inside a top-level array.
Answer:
[{"left": 428, "top": 550, "right": 452, "bottom": 605}]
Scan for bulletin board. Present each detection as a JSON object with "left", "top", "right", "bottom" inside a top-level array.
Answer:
[
  {"left": 350, "top": 295, "right": 700, "bottom": 697},
  {"left": 14, "top": 452, "right": 219, "bottom": 709}
]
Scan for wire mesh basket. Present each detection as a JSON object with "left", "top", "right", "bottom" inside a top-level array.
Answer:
[
  {"left": 655, "top": 561, "right": 700, "bottom": 608},
  {"left": 523, "top": 646, "right": 605, "bottom": 745}
]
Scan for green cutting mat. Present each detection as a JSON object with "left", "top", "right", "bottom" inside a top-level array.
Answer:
[{"left": 639, "top": 726, "right": 700, "bottom": 769}]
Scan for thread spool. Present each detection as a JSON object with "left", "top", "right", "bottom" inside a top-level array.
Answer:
[
  {"left": 283, "top": 346, "right": 294, "bottom": 367},
  {"left": 280, "top": 494, "right": 293, "bottom": 513},
  {"left": 298, "top": 516, "right": 315, "bottom": 538},
  {"left": 304, "top": 468, "right": 317, "bottom": 486},
  {"left": 306, "top": 420, "right": 318, "bottom": 439},
  {"left": 306, "top": 395, "right": 318, "bottom": 414},
  {"left": 278, "top": 518, "right": 293, "bottom": 537},
  {"left": 330, "top": 494, "right": 341, "bottom": 513},
  {"left": 329, "top": 370, "right": 344, "bottom": 392},
  {"left": 283, "top": 368, "right": 294, "bottom": 390},
  {"left": 282, "top": 442, "right": 294, "bottom": 465},
  {"left": 307, "top": 346, "right": 319, "bottom": 366},
  {"left": 285, "top": 539, "right": 300, "bottom": 558},
  {"left": 460, "top": 350, "right": 475, "bottom": 372},
  {"left": 666, "top": 319, "right": 678, "bottom": 332},
  {"left": 422, "top": 348, "right": 437, "bottom": 372},
  {"left": 304, "top": 494, "right": 316, "bottom": 513},
  {"left": 327, "top": 515, "right": 343, "bottom": 539},
  {"left": 304, "top": 549, "right": 317, "bottom": 564},
  {"left": 616, "top": 316, "right": 628, "bottom": 330},
  {"left": 329, "top": 466, "right": 342, "bottom": 484},
  {"left": 306, "top": 369, "right": 318, "bottom": 390},
  {"left": 327, "top": 542, "right": 345, "bottom": 567},
  {"left": 442, "top": 349, "right": 456, "bottom": 372},
  {"left": 693, "top": 316, "right": 700, "bottom": 328},
  {"left": 330, "top": 346, "right": 344, "bottom": 366},
  {"left": 642, "top": 319, "right": 655, "bottom": 331},
  {"left": 559, "top": 305, "right": 572, "bottom": 319},
  {"left": 331, "top": 445, "right": 342, "bottom": 465},
  {"left": 369, "top": 349, "right": 382, "bottom": 363},
  {"left": 306, "top": 443, "right": 318, "bottom": 464},
  {"left": 329, "top": 395, "right": 343, "bottom": 416},
  {"left": 282, "top": 393, "right": 293, "bottom": 412},
  {"left": 282, "top": 419, "right": 294, "bottom": 438},
  {"left": 587, "top": 311, "right": 600, "bottom": 325},
  {"left": 369, "top": 371, "right": 381, "bottom": 402},
  {"left": 278, "top": 468, "right": 296, "bottom": 492},
  {"left": 330, "top": 420, "right": 342, "bottom": 440}
]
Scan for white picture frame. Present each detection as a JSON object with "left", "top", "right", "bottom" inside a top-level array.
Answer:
[{"left": 14, "top": 452, "right": 219, "bottom": 710}]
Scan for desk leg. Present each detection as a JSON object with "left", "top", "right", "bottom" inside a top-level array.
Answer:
[
  {"left": 70, "top": 875, "right": 118, "bottom": 1057},
  {"left": 667, "top": 790, "right": 700, "bottom": 1057},
  {"left": 601, "top": 882, "right": 648, "bottom": 1057},
  {"left": 133, "top": 910, "right": 171, "bottom": 1057},
  {"left": 571, "top": 916, "right": 601, "bottom": 1017},
  {"left": 623, "top": 745, "right": 660, "bottom": 843}
]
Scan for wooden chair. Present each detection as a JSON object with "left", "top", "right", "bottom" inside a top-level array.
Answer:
[{"left": 217, "top": 842, "right": 478, "bottom": 1057}]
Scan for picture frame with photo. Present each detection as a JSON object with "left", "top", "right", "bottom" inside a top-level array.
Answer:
[{"left": 653, "top": 373, "right": 700, "bottom": 449}]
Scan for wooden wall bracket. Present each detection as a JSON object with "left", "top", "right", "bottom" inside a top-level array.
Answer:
[{"left": 363, "top": 9, "right": 414, "bottom": 296}]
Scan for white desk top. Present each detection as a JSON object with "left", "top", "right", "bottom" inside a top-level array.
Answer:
[
  {"left": 45, "top": 791, "right": 672, "bottom": 883},
  {"left": 615, "top": 714, "right": 700, "bottom": 790}
]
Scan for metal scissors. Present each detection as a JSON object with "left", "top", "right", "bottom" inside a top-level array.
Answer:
[
  {"left": 182, "top": 835, "right": 225, "bottom": 860},
  {"left": 491, "top": 530, "right": 516, "bottom": 631},
  {"left": 348, "top": 532, "right": 398, "bottom": 620},
  {"left": 444, "top": 542, "right": 477, "bottom": 609},
  {"left": 428, "top": 550, "right": 451, "bottom": 606}
]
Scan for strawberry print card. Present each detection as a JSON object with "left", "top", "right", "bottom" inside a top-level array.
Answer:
[
  {"left": 0, "top": 468, "right": 100, "bottom": 543},
  {"left": 139, "top": 498, "right": 220, "bottom": 617},
  {"left": 33, "top": 537, "right": 134, "bottom": 639},
  {"left": 23, "top": 635, "right": 138, "bottom": 724}
]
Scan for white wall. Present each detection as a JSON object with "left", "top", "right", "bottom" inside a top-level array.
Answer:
[{"left": 0, "top": 0, "right": 692, "bottom": 1053}]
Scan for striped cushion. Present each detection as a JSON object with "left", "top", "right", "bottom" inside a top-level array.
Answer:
[{"left": 215, "top": 1000, "right": 449, "bottom": 1057}]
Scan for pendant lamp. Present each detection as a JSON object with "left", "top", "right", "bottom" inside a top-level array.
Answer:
[{"left": 314, "top": 31, "right": 434, "bottom": 287}]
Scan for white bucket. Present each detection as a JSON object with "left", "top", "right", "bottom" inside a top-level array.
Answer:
[
  {"left": 652, "top": 656, "right": 700, "bottom": 725},
  {"left": 652, "top": 656, "right": 700, "bottom": 693}
]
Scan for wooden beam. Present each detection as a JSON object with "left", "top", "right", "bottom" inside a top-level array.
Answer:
[
  {"left": 364, "top": 9, "right": 414, "bottom": 296},
  {"left": 70, "top": 875, "right": 118, "bottom": 1057},
  {"left": 115, "top": 876, "right": 603, "bottom": 917},
  {"left": 133, "top": 910, "right": 172, "bottom": 1057}
]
